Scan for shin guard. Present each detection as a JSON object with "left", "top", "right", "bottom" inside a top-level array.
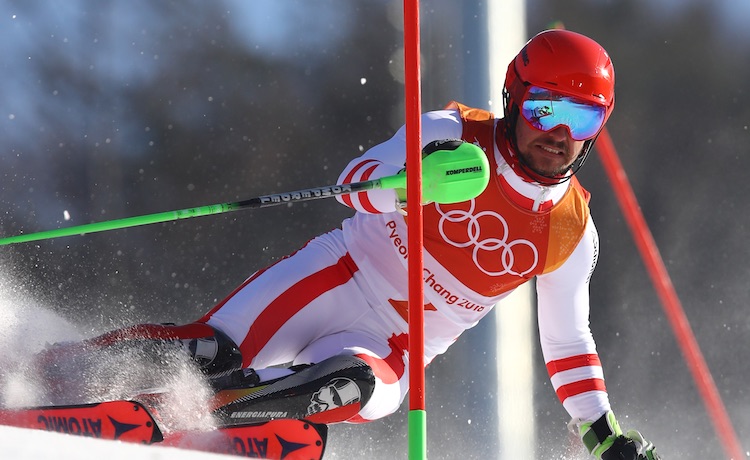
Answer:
[{"left": 214, "top": 355, "right": 375, "bottom": 425}]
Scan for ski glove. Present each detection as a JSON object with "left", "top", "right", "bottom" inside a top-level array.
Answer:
[{"left": 576, "top": 411, "right": 661, "bottom": 460}]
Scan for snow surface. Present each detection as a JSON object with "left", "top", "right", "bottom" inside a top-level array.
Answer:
[{"left": 0, "top": 425, "right": 233, "bottom": 460}]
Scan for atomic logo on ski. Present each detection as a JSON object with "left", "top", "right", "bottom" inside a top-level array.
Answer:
[
  {"left": 0, "top": 401, "right": 163, "bottom": 444},
  {"left": 230, "top": 434, "right": 310, "bottom": 458},
  {"left": 107, "top": 415, "right": 143, "bottom": 440},
  {"left": 276, "top": 434, "right": 310, "bottom": 459}
]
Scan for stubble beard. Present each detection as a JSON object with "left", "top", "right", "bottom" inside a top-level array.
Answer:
[{"left": 516, "top": 148, "right": 576, "bottom": 178}]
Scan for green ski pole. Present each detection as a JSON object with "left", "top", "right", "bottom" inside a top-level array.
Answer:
[
  {"left": 0, "top": 142, "right": 489, "bottom": 246},
  {"left": 0, "top": 181, "right": 373, "bottom": 246}
]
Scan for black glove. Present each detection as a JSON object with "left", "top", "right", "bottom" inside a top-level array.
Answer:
[{"left": 577, "top": 411, "right": 661, "bottom": 460}]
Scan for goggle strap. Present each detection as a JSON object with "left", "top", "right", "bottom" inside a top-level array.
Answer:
[{"left": 508, "top": 65, "right": 530, "bottom": 105}]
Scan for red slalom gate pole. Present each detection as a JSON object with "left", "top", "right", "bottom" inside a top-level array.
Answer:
[
  {"left": 596, "top": 129, "right": 745, "bottom": 460},
  {"left": 403, "top": 0, "right": 426, "bottom": 459}
]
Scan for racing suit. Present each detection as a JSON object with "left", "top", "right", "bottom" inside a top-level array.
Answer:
[{"left": 201, "top": 102, "right": 610, "bottom": 423}]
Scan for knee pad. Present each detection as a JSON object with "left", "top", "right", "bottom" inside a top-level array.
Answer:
[
  {"left": 302, "top": 355, "right": 376, "bottom": 413},
  {"left": 178, "top": 325, "right": 243, "bottom": 377}
]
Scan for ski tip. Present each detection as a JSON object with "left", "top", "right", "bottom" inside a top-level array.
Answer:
[{"left": 0, "top": 400, "right": 164, "bottom": 445}]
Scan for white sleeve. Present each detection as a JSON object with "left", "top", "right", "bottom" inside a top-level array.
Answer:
[
  {"left": 336, "top": 109, "right": 464, "bottom": 213},
  {"left": 536, "top": 216, "right": 611, "bottom": 421}
]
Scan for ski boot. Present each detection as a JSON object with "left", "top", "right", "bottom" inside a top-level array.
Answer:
[{"left": 33, "top": 323, "right": 243, "bottom": 404}]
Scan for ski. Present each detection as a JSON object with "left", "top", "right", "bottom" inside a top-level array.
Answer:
[
  {"left": 162, "top": 419, "right": 327, "bottom": 459},
  {"left": 0, "top": 400, "right": 162, "bottom": 444},
  {"left": 0, "top": 400, "right": 327, "bottom": 459}
]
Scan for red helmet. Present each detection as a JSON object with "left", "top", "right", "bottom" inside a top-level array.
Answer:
[
  {"left": 505, "top": 29, "right": 615, "bottom": 123},
  {"left": 502, "top": 30, "right": 615, "bottom": 183}
]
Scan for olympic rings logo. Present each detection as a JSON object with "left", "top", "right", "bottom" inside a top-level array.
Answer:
[{"left": 436, "top": 200, "right": 539, "bottom": 276}]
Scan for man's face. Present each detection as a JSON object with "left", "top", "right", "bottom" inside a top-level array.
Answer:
[{"left": 514, "top": 119, "right": 586, "bottom": 178}]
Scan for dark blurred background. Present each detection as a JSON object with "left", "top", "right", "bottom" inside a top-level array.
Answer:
[{"left": 1, "top": 1, "right": 748, "bottom": 458}]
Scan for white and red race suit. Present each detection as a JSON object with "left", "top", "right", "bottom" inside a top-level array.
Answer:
[{"left": 201, "top": 102, "right": 611, "bottom": 424}]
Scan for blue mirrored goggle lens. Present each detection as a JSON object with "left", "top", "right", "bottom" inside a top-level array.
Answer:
[{"left": 520, "top": 88, "right": 606, "bottom": 141}]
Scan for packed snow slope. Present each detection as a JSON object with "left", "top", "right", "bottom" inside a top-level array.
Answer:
[{"left": 0, "top": 425, "right": 233, "bottom": 460}]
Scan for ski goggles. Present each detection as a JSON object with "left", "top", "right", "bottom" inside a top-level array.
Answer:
[{"left": 520, "top": 86, "right": 606, "bottom": 141}]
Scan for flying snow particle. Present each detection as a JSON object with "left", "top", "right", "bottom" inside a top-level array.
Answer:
[
  {"left": 360, "top": 78, "right": 367, "bottom": 85},
  {"left": 63, "top": 210, "right": 71, "bottom": 221}
]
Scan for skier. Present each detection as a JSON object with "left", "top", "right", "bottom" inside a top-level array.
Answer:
[{"left": 39, "top": 29, "right": 659, "bottom": 459}]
